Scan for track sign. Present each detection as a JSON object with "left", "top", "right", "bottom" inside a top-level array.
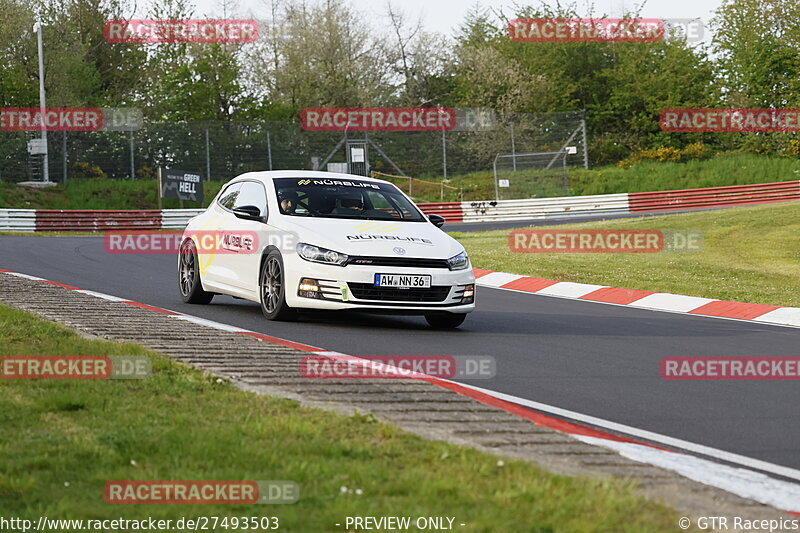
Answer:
[
  {"left": 27, "top": 138, "right": 47, "bottom": 155},
  {"left": 161, "top": 169, "right": 203, "bottom": 202},
  {"left": 350, "top": 147, "right": 365, "bottom": 163},
  {"left": 499, "top": 179, "right": 510, "bottom": 188}
]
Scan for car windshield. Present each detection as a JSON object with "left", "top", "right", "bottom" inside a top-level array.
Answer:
[{"left": 273, "top": 177, "right": 426, "bottom": 221}]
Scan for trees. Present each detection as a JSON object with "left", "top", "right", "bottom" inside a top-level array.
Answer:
[
  {"left": 247, "top": 0, "right": 392, "bottom": 111},
  {"left": 448, "top": 4, "right": 719, "bottom": 164},
  {"left": 712, "top": 0, "right": 800, "bottom": 108},
  {"left": 382, "top": 2, "right": 454, "bottom": 107},
  {"left": 0, "top": 0, "right": 148, "bottom": 108},
  {"left": 1, "top": 0, "right": 799, "bottom": 168}
]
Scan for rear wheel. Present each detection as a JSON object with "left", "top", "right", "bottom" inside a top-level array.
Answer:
[
  {"left": 425, "top": 313, "right": 467, "bottom": 329},
  {"left": 260, "top": 251, "right": 297, "bottom": 321},
  {"left": 179, "top": 240, "right": 214, "bottom": 304}
]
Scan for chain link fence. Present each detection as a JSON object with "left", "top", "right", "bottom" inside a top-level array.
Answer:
[
  {"left": 1, "top": 111, "right": 588, "bottom": 200},
  {"left": 493, "top": 151, "right": 569, "bottom": 201}
]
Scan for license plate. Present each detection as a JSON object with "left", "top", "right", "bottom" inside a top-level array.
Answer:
[{"left": 374, "top": 273, "right": 431, "bottom": 289}]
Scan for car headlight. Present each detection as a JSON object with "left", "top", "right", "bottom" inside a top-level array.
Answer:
[
  {"left": 447, "top": 251, "right": 469, "bottom": 270},
  {"left": 296, "top": 243, "right": 349, "bottom": 266}
]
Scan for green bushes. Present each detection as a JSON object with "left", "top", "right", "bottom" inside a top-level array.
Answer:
[
  {"left": 616, "top": 143, "right": 714, "bottom": 168},
  {"left": 70, "top": 162, "right": 108, "bottom": 179}
]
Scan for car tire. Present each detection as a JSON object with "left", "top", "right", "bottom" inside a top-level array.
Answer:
[
  {"left": 178, "top": 239, "right": 214, "bottom": 304},
  {"left": 260, "top": 250, "right": 298, "bottom": 321},
  {"left": 425, "top": 313, "right": 467, "bottom": 329}
]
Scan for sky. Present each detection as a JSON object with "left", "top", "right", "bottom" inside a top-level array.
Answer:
[{"left": 185, "top": 0, "right": 722, "bottom": 43}]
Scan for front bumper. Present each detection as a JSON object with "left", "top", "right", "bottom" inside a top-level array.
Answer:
[{"left": 283, "top": 255, "right": 476, "bottom": 314}]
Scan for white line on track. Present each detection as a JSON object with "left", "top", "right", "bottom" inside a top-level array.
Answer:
[
  {"left": 5, "top": 272, "right": 45, "bottom": 281},
  {"left": 73, "top": 289, "right": 128, "bottom": 302},
  {"left": 443, "top": 380, "right": 800, "bottom": 511},
  {"left": 170, "top": 314, "right": 247, "bottom": 332}
]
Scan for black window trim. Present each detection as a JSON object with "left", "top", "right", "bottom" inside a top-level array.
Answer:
[
  {"left": 216, "top": 179, "right": 269, "bottom": 220},
  {"left": 216, "top": 182, "right": 242, "bottom": 211},
  {"left": 271, "top": 178, "right": 427, "bottom": 222}
]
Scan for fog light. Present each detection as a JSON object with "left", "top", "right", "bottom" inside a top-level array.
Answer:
[
  {"left": 463, "top": 285, "right": 474, "bottom": 298},
  {"left": 298, "top": 278, "right": 320, "bottom": 299},
  {"left": 461, "top": 284, "right": 474, "bottom": 303}
]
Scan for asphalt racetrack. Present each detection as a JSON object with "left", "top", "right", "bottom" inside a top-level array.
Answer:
[{"left": 2, "top": 233, "right": 799, "bottom": 477}]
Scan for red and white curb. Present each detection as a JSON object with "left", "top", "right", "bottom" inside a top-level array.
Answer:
[
  {"left": 2, "top": 267, "right": 800, "bottom": 514},
  {"left": 474, "top": 268, "right": 800, "bottom": 329}
]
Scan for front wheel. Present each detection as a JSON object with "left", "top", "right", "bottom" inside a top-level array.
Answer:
[
  {"left": 260, "top": 251, "right": 297, "bottom": 321},
  {"left": 178, "top": 240, "right": 214, "bottom": 304},
  {"left": 425, "top": 313, "right": 467, "bottom": 329}
]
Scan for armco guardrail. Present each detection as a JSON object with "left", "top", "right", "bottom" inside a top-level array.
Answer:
[
  {"left": 0, "top": 209, "right": 36, "bottom": 232},
  {"left": 417, "top": 202, "right": 465, "bottom": 223},
  {"left": 35, "top": 210, "right": 162, "bottom": 231},
  {"left": 456, "top": 193, "right": 630, "bottom": 223},
  {"left": 629, "top": 180, "right": 800, "bottom": 212},
  {"left": 1, "top": 180, "right": 798, "bottom": 232},
  {"left": 162, "top": 209, "right": 204, "bottom": 229}
]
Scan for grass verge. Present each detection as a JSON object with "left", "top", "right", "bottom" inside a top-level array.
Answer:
[
  {"left": 409, "top": 152, "right": 800, "bottom": 202},
  {"left": 0, "top": 303, "right": 681, "bottom": 531},
  {"left": 453, "top": 201, "right": 800, "bottom": 307},
  {"left": 0, "top": 179, "right": 226, "bottom": 210}
]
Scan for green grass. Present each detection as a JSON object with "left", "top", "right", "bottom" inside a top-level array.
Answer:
[
  {"left": 568, "top": 153, "right": 800, "bottom": 197},
  {"left": 0, "top": 303, "right": 683, "bottom": 532},
  {"left": 2, "top": 152, "right": 799, "bottom": 208},
  {"left": 0, "top": 179, "right": 226, "bottom": 210},
  {"left": 453, "top": 201, "right": 800, "bottom": 307},
  {"left": 408, "top": 153, "right": 800, "bottom": 202}
]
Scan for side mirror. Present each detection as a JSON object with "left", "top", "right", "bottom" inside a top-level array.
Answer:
[
  {"left": 428, "top": 213, "right": 445, "bottom": 228},
  {"left": 232, "top": 205, "right": 264, "bottom": 222}
]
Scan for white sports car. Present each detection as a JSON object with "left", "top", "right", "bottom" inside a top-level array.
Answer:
[{"left": 177, "top": 171, "right": 475, "bottom": 328}]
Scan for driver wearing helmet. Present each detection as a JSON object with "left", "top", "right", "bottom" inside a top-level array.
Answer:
[{"left": 279, "top": 190, "right": 300, "bottom": 214}]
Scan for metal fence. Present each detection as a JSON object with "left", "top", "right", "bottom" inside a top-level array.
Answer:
[
  {"left": 493, "top": 151, "right": 569, "bottom": 201},
  {"left": 0, "top": 111, "right": 588, "bottom": 186}
]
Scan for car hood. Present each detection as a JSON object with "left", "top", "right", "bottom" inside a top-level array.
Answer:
[{"left": 275, "top": 217, "right": 465, "bottom": 259}]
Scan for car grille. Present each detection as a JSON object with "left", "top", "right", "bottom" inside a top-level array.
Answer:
[
  {"left": 345, "top": 256, "right": 450, "bottom": 269},
  {"left": 347, "top": 283, "right": 451, "bottom": 302}
]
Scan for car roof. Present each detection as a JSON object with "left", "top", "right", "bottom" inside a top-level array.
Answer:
[{"left": 229, "top": 170, "right": 392, "bottom": 187}]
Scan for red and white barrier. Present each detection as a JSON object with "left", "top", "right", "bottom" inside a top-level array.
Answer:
[
  {"left": 35, "top": 210, "right": 162, "bottom": 231},
  {"left": 1, "top": 180, "right": 798, "bottom": 232},
  {"left": 451, "top": 193, "right": 630, "bottom": 223},
  {"left": 629, "top": 180, "right": 800, "bottom": 212},
  {"left": 473, "top": 268, "right": 800, "bottom": 328},
  {"left": 416, "top": 201, "right": 464, "bottom": 223}
]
